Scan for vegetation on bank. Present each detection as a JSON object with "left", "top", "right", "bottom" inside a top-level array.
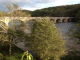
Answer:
[{"left": 0, "top": 43, "right": 24, "bottom": 60}]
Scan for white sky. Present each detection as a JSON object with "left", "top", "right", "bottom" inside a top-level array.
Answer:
[{"left": 0, "top": 0, "right": 80, "bottom": 11}]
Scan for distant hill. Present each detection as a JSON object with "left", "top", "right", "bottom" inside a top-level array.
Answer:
[
  {"left": 22, "top": 10, "right": 32, "bottom": 14},
  {"left": 22, "top": 4, "right": 80, "bottom": 22}
]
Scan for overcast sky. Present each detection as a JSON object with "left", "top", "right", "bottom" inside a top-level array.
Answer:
[{"left": 0, "top": 0, "right": 80, "bottom": 11}]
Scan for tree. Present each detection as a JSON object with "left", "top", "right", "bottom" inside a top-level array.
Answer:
[
  {"left": 75, "top": 10, "right": 80, "bottom": 22},
  {"left": 25, "top": 18, "right": 67, "bottom": 60},
  {"left": 53, "top": 7, "right": 65, "bottom": 17},
  {"left": 5, "top": 3, "right": 31, "bottom": 17},
  {"left": 0, "top": 3, "right": 28, "bottom": 55},
  {"left": 8, "top": 27, "right": 26, "bottom": 55},
  {"left": 0, "top": 26, "right": 26, "bottom": 55}
]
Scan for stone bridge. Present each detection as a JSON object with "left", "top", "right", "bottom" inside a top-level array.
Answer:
[{"left": 0, "top": 17, "right": 73, "bottom": 26}]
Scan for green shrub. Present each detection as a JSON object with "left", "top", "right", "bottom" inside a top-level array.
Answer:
[
  {"left": 4, "top": 56, "right": 17, "bottom": 60},
  {"left": 21, "top": 51, "right": 33, "bottom": 60},
  {"left": 0, "top": 53, "right": 3, "bottom": 59},
  {"left": 14, "top": 54, "right": 23, "bottom": 59}
]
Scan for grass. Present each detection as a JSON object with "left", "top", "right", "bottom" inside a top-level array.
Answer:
[
  {"left": 0, "top": 41, "right": 24, "bottom": 60},
  {"left": 0, "top": 41, "right": 37, "bottom": 60}
]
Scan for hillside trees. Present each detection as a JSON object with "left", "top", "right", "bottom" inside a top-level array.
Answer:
[
  {"left": 75, "top": 10, "right": 80, "bottom": 22},
  {"left": 53, "top": 7, "right": 65, "bottom": 17},
  {"left": 25, "top": 18, "right": 67, "bottom": 60}
]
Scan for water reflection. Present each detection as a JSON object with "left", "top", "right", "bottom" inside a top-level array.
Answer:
[{"left": 55, "top": 22, "right": 76, "bottom": 35}]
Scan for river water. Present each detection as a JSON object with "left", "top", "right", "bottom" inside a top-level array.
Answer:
[
  {"left": 55, "top": 22, "right": 80, "bottom": 51},
  {"left": 8, "top": 21, "right": 80, "bottom": 58},
  {"left": 8, "top": 21, "right": 80, "bottom": 56}
]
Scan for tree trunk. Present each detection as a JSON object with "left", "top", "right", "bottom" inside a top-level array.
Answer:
[{"left": 9, "top": 39, "right": 11, "bottom": 55}]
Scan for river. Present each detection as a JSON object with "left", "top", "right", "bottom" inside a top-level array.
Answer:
[
  {"left": 9, "top": 21, "right": 80, "bottom": 57},
  {"left": 55, "top": 22, "right": 80, "bottom": 52}
]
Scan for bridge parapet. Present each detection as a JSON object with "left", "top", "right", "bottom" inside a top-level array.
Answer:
[{"left": 0, "top": 17, "right": 74, "bottom": 26}]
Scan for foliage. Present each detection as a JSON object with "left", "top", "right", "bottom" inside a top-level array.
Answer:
[
  {"left": 0, "top": 32, "right": 8, "bottom": 46},
  {"left": 0, "top": 27, "right": 26, "bottom": 55},
  {"left": 21, "top": 51, "right": 33, "bottom": 60},
  {"left": 1, "top": 54, "right": 23, "bottom": 60},
  {"left": 0, "top": 10, "right": 3, "bottom": 17},
  {"left": 60, "top": 50, "right": 80, "bottom": 60},
  {"left": 5, "top": 3, "right": 31, "bottom": 17},
  {"left": 0, "top": 42, "right": 25, "bottom": 60},
  {"left": 0, "top": 53, "right": 3, "bottom": 58},
  {"left": 75, "top": 10, "right": 80, "bottom": 22},
  {"left": 68, "top": 23, "right": 80, "bottom": 44},
  {"left": 8, "top": 27, "right": 26, "bottom": 54},
  {"left": 0, "top": 3, "right": 28, "bottom": 55},
  {"left": 30, "top": 4, "right": 80, "bottom": 17},
  {"left": 7, "top": 27, "right": 25, "bottom": 42},
  {"left": 4, "top": 56, "right": 18, "bottom": 60},
  {"left": 25, "top": 18, "right": 67, "bottom": 60}
]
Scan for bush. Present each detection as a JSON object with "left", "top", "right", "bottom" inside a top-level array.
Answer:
[
  {"left": 25, "top": 18, "right": 67, "bottom": 60},
  {"left": 0, "top": 53, "right": 3, "bottom": 59},
  {"left": 4, "top": 56, "right": 17, "bottom": 60}
]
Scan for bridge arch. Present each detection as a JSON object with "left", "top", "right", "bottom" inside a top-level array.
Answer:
[
  {"left": 62, "top": 19, "right": 67, "bottom": 22},
  {"left": 56, "top": 19, "right": 62, "bottom": 23},
  {"left": 68, "top": 18, "right": 72, "bottom": 22}
]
